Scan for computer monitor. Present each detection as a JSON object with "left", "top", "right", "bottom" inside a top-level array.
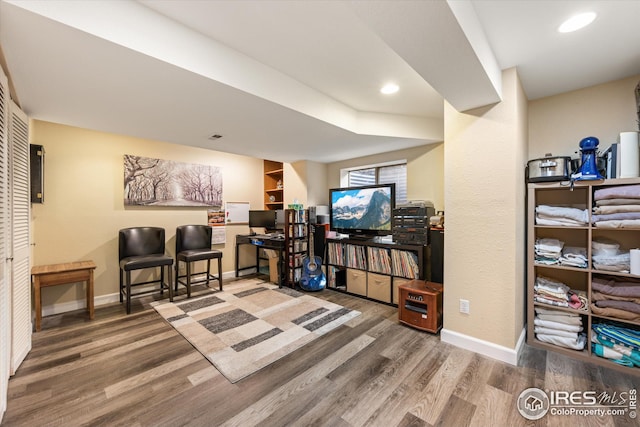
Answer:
[{"left": 248, "top": 210, "right": 277, "bottom": 231}]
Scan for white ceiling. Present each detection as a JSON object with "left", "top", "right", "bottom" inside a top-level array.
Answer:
[{"left": 1, "top": 0, "right": 638, "bottom": 163}]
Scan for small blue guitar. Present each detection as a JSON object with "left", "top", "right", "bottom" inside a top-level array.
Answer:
[{"left": 300, "top": 228, "right": 326, "bottom": 291}]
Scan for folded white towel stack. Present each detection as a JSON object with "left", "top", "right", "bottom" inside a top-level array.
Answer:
[{"left": 534, "top": 306, "right": 586, "bottom": 351}]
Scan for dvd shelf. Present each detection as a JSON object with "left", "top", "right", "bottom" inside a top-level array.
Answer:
[
  {"left": 367, "top": 247, "right": 392, "bottom": 275},
  {"left": 284, "top": 208, "right": 308, "bottom": 287},
  {"left": 391, "top": 249, "right": 420, "bottom": 279},
  {"left": 345, "top": 244, "right": 366, "bottom": 269},
  {"left": 327, "top": 241, "right": 344, "bottom": 265},
  {"left": 292, "top": 239, "right": 308, "bottom": 253},
  {"left": 325, "top": 237, "right": 427, "bottom": 305},
  {"left": 288, "top": 224, "right": 306, "bottom": 238},
  {"left": 327, "top": 265, "right": 343, "bottom": 290}
]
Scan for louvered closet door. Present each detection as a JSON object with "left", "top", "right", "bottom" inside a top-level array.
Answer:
[
  {"left": 8, "top": 100, "right": 30, "bottom": 374},
  {"left": 0, "top": 63, "right": 10, "bottom": 420}
]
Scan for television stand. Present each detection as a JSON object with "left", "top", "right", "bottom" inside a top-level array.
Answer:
[
  {"left": 324, "top": 237, "right": 429, "bottom": 306},
  {"left": 346, "top": 235, "right": 374, "bottom": 241},
  {"left": 372, "top": 235, "right": 393, "bottom": 244}
]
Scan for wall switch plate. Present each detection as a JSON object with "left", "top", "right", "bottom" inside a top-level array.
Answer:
[{"left": 459, "top": 299, "right": 470, "bottom": 314}]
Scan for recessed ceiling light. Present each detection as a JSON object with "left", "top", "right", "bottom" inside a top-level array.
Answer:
[
  {"left": 558, "top": 12, "right": 596, "bottom": 33},
  {"left": 208, "top": 134, "right": 223, "bottom": 140},
  {"left": 380, "top": 83, "right": 399, "bottom": 95}
]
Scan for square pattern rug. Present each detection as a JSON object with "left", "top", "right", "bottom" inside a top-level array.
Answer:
[{"left": 152, "top": 278, "right": 360, "bottom": 383}]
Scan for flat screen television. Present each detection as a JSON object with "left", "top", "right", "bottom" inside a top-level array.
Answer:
[
  {"left": 329, "top": 183, "right": 395, "bottom": 238},
  {"left": 249, "top": 210, "right": 277, "bottom": 231}
]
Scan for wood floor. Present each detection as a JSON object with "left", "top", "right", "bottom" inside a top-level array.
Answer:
[{"left": 2, "top": 276, "right": 639, "bottom": 427}]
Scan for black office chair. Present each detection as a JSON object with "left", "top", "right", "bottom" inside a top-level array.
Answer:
[
  {"left": 118, "top": 227, "right": 174, "bottom": 314},
  {"left": 175, "top": 225, "right": 223, "bottom": 298}
]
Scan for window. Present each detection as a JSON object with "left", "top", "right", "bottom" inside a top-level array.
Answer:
[{"left": 347, "top": 163, "right": 407, "bottom": 204}]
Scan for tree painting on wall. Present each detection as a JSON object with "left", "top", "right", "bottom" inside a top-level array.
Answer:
[{"left": 124, "top": 154, "right": 223, "bottom": 206}]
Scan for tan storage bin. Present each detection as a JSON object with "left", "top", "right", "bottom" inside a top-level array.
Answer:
[
  {"left": 264, "top": 249, "right": 280, "bottom": 283},
  {"left": 367, "top": 272, "right": 391, "bottom": 303},
  {"left": 346, "top": 268, "right": 367, "bottom": 296},
  {"left": 393, "top": 277, "right": 412, "bottom": 305}
]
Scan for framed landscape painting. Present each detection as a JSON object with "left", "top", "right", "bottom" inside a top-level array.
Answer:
[{"left": 124, "top": 154, "right": 222, "bottom": 207}]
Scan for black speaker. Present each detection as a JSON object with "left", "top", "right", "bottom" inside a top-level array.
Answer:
[
  {"left": 30, "top": 144, "right": 44, "bottom": 203},
  {"left": 310, "top": 224, "right": 326, "bottom": 262},
  {"left": 430, "top": 229, "right": 444, "bottom": 284}
]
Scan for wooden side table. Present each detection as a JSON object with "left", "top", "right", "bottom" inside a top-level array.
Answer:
[{"left": 31, "top": 260, "right": 97, "bottom": 332}]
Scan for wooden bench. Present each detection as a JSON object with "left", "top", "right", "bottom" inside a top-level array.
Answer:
[{"left": 31, "top": 260, "right": 96, "bottom": 332}]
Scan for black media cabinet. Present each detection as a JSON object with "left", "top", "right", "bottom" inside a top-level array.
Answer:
[{"left": 324, "top": 237, "right": 428, "bottom": 306}]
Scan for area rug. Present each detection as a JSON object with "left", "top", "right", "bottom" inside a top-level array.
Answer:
[{"left": 152, "top": 278, "right": 360, "bottom": 383}]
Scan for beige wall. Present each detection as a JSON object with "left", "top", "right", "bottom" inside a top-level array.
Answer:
[
  {"left": 529, "top": 74, "right": 639, "bottom": 160},
  {"left": 30, "top": 120, "right": 264, "bottom": 308},
  {"left": 284, "top": 161, "right": 308, "bottom": 207},
  {"left": 283, "top": 160, "right": 329, "bottom": 208},
  {"left": 326, "top": 144, "right": 445, "bottom": 212},
  {"left": 443, "top": 67, "right": 528, "bottom": 349},
  {"left": 304, "top": 160, "right": 329, "bottom": 207}
]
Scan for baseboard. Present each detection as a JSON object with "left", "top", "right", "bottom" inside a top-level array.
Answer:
[
  {"left": 235, "top": 268, "right": 258, "bottom": 277},
  {"left": 41, "top": 270, "right": 239, "bottom": 317},
  {"left": 440, "top": 326, "right": 526, "bottom": 366},
  {"left": 42, "top": 292, "right": 118, "bottom": 317}
]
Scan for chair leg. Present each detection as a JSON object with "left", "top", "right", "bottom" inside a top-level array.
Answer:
[
  {"left": 186, "top": 262, "right": 191, "bottom": 298},
  {"left": 218, "top": 257, "right": 223, "bottom": 290},
  {"left": 205, "top": 259, "right": 211, "bottom": 287},
  {"left": 119, "top": 268, "right": 124, "bottom": 303},
  {"left": 160, "top": 267, "right": 165, "bottom": 296},
  {"left": 168, "top": 264, "right": 174, "bottom": 302},
  {"left": 175, "top": 261, "right": 179, "bottom": 293},
  {"left": 126, "top": 270, "right": 132, "bottom": 314}
]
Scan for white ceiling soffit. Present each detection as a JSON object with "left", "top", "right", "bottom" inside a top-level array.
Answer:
[
  {"left": 4, "top": 0, "right": 443, "bottom": 140},
  {"left": 345, "top": 0, "right": 502, "bottom": 112},
  {"left": 138, "top": 0, "right": 445, "bottom": 119}
]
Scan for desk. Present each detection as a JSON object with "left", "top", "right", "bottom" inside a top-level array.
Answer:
[
  {"left": 31, "top": 260, "right": 96, "bottom": 332},
  {"left": 235, "top": 235, "right": 285, "bottom": 287}
]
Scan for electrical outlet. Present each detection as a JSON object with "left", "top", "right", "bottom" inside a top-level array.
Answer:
[{"left": 459, "top": 299, "right": 470, "bottom": 314}]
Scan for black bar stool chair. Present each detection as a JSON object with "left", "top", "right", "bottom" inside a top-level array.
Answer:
[
  {"left": 175, "top": 225, "right": 223, "bottom": 298},
  {"left": 118, "top": 227, "right": 174, "bottom": 314}
]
